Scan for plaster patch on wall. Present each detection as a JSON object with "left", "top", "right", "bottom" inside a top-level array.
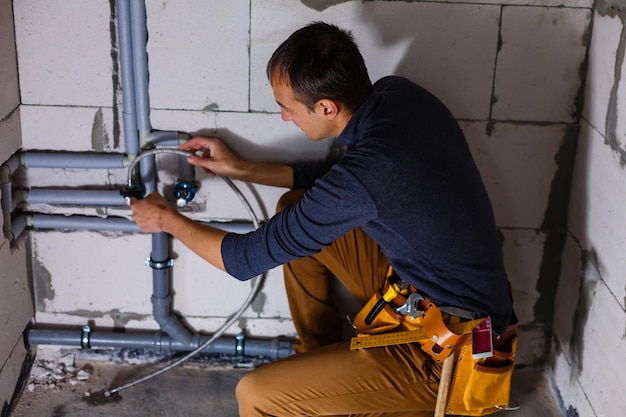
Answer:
[
  {"left": 110, "top": 309, "right": 146, "bottom": 327},
  {"left": 91, "top": 109, "right": 110, "bottom": 152},
  {"left": 31, "top": 255, "right": 55, "bottom": 312},
  {"left": 596, "top": 0, "right": 626, "bottom": 21},
  {"left": 202, "top": 103, "right": 220, "bottom": 112},
  {"left": 64, "top": 309, "right": 146, "bottom": 328},
  {"left": 300, "top": 0, "right": 352, "bottom": 12},
  {"left": 602, "top": 4, "right": 626, "bottom": 164},
  {"left": 535, "top": 126, "right": 578, "bottom": 329},
  {"left": 108, "top": 0, "right": 121, "bottom": 149},
  {"left": 569, "top": 250, "right": 600, "bottom": 379},
  {"left": 237, "top": 317, "right": 248, "bottom": 332},
  {"left": 250, "top": 290, "right": 267, "bottom": 314},
  {"left": 573, "top": 19, "right": 592, "bottom": 122}
]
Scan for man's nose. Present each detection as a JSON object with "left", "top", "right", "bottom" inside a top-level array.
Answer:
[{"left": 281, "top": 108, "right": 292, "bottom": 121}]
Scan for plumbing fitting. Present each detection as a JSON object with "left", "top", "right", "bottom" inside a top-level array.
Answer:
[{"left": 173, "top": 180, "right": 197, "bottom": 207}]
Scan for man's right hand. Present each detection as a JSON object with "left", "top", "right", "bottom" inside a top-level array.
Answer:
[{"left": 179, "top": 136, "right": 244, "bottom": 179}]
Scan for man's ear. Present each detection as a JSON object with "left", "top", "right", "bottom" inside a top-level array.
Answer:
[{"left": 317, "top": 99, "right": 340, "bottom": 119}]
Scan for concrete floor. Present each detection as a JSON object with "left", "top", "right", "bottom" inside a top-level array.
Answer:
[{"left": 11, "top": 348, "right": 563, "bottom": 417}]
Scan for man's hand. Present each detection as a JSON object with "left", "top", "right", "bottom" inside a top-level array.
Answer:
[
  {"left": 179, "top": 135, "right": 294, "bottom": 188},
  {"left": 180, "top": 136, "right": 243, "bottom": 178},
  {"left": 130, "top": 192, "right": 177, "bottom": 234},
  {"left": 129, "top": 191, "right": 228, "bottom": 272}
]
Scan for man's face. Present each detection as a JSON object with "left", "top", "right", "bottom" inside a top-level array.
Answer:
[{"left": 270, "top": 76, "right": 331, "bottom": 141}]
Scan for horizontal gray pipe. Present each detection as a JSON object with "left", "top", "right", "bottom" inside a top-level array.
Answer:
[
  {"left": 31, "top": 213, "right": 141, "bottom": 232},
  {"left": 25, "top": 189, "right": 127, "bottom": 206},
  {"left": 27, "top": 329, "right": 295, "bottom": 361},
  {"left": 21, "top": 214, "right": 255, "bottom": 234},
  {"left": 23, "top": 152, "right": 127, "bottom": 169}
]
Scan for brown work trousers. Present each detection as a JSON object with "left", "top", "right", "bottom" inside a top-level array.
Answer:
[{"left": 236, "top": 190, "right": 440, "bottom": 417}]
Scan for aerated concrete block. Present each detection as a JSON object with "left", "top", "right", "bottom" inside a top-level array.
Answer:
[
  {"left": 500, "top": 228, "right": 546, "bottom": 326},
  {"left": 250, "top": 1, "right": 500, "bottom": 120},
  {"left": 14, "top": 0, "right": 113, "bottom": 107},
  {"left": 582, "top": 11, "right": 623, "bottom": 137},
  {"left": 146, "top": 0, "right": 250, "bottom": 112},
  {"left": 575, "top": 279, "right": 626, "bottom": 417},
  {"left": 0, "top": 241, "right": 32, "bottom": 363},
  {"left": 493, "top": 6, "right": 591, "bottom": 123},
  {"left": 462, "top": 121, "right": 566, "bottom": 229},
  {"left": 568, "top": 122, "right": 626, "bottom": 310},
  {"left": 0, "top": 337, "right": 29, "bottom": 412},
  {"left": 29, "top": 231, "right": 153, "bottom": 316},
  {"left": 551, "top": 233, "right": 582, "bottom": 359},
  {"left": 20, "top": 105, "right": 117, "bottom": 152},
  {"left": 0, "top": 0, "right": 19, "bottom": 120},
  {"left": 550, "top": 352, "right": 596, "bottom": 417},
  {"left": 0, "top": 108, "right": 21, "bottom": 164}
]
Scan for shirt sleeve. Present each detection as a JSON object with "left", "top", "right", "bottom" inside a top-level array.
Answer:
[
  {"left": 221, "top": 162, "right": 378, "bottom": 280},
  {"left": 290, "top": 158, "right": 339, "bottom": 189}
]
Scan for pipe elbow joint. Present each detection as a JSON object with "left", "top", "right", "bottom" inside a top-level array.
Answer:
[{"left": 151, "top": 295, "right": 193, "bottom": 345}]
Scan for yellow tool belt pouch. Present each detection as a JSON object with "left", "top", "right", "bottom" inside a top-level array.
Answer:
[
  {"left": 350, "top": 275, "right": 473, "bottom": 363},
  {"left": 445, "top": 323, "right": 518, "bottom": 416},
  {"left": 351, "top": 278, "right": 412, "bottom": 335}
]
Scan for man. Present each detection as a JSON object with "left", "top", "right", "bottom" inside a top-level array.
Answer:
[{"left": 131, "top": 22, "right": 513, "bottom": 416}]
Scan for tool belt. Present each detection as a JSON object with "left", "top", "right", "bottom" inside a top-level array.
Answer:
[{"left": 350, "top": 272, "right": 518, "bottom": 415}]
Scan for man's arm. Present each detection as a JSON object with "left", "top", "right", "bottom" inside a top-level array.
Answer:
[
  {"left": 130, "top": 193, "right": 228, "bottom": 271},
  {"left": 180, "top": 136, "right": 294, "bottom": 188}
]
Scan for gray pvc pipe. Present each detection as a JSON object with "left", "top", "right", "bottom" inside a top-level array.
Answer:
[
  {"left": 122, "top": 0, "right": 192, "bottom": 345},
  {"left": 129, "top": 0, "right": 151, "bottom": 135},
  {"left": 31, "top": 214, "right": 140, "bottom": 232},
  {"left": 17, "top": 214, "right": 254, "bottom": 235},
  {"left": 116, "top": 0, "right": 139, "bottom": 157},
  {"left": 24, "top": 189, "right": 127, "bottom": 206},
  {"left": 26, "top": 329, "right": 295, "bottom": 361},
  {"left": 9, "top": 214, "right": 26, "bottom": 243},
  {"left": 1, "top": 155, "right": 20, "bottom": 240},
  {"left": 22, "top": 152, "right": 127, "bottom": 169}
]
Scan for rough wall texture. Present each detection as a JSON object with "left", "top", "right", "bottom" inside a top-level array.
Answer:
[
  {"left": 550, "top": 2, "right": 626, "bottom": 416},
  {"left": 0, "top": 0, "right": 32, "bottom": 412}
]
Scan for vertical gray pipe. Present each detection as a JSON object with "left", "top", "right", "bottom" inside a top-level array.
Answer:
[
  {"left": 10, "top": 215, "right": 27, "bottom": 243},
  {"left": 129, "top": 0, "right": 151, "bottom": 137},
  {"left": 2, "top": 153, "right": 22, "bottom": 241},
  {"left": 123, "top": 0, "right": 193, "bottom": 345},
  {"left": 116, "top": 0, "right": 139, "bottom": 157}
]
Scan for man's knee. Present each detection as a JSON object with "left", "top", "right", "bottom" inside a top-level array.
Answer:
[
  {"left": 236, "top": 370, "right": 265, "bottom": 416},
  {"left": 276, "top": 189, "right": 307, "bottom": 213}
]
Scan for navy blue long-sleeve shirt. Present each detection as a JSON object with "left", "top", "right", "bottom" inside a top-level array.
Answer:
[{"left": 221, "top": 76, "right": 512, "bottom": 333}]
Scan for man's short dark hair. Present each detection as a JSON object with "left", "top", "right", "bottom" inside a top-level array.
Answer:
[{"left": 267, "top": 22, "right": 373, "bottom": 113}]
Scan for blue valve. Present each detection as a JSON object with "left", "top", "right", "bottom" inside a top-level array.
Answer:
[{"left": 173, "top": 181, "right": 196, "bottom": 207}]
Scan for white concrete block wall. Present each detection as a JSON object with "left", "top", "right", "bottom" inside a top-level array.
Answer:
[
  {"left": 3, "top": 0, "right": 593, "bottom": 398},
  {"left": 551, "top": 4, "right": 626, "bottom": 416}
]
